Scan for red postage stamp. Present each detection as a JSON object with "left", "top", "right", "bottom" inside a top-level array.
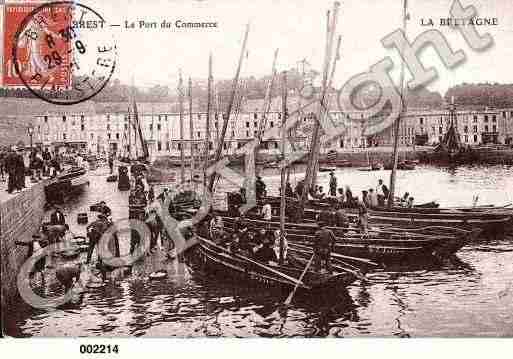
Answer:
[{"left": 3, "top": 2, "right": 72, "bottom": 88}]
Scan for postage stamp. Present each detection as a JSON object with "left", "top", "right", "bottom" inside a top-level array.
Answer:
[{"left": 4, "top": 1, "right": 117, "bottom": 104}]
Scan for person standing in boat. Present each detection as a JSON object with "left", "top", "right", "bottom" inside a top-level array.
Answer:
[
  {"left": 329, "top": 171, "right": 337, "bottom": 197},
  {"left": 295, "top": 179, "right": 305, "bottom": 199},
  {"left": 313, "top": 225, "right": 336, "bottom": 273},
  {"left": 357, "top": 197, "right": 369, "bottom": 235},
  {"left": 368, "top": 188, "right": 379, "bottom": 208},
  {"left": 261, "top": 201, "right": 273, "bottom": 221},
  {"left": 376, "top": 179, "right": 389, "bottom": 207},
  {"left": 255, "top": 176, "right": 266, "bottom": 200},
  {"left": 285, "top": 181, "right": 294, "bottom": 198},
  {"left": 407, "top": 196, "right": 415, "bottom": 208},
  {"left": 337, "top": 187, "right": 345, "bottom": 206},
  {"left": 345, "top": 186, "right": 355, "bottom": 207}
]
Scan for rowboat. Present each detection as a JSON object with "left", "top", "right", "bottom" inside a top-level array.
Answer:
[
  {"left": 44, "top": 166, "right": 89, "bottom": 203},
  {"left": 190, "top": 235, "right": 359, "bottom": 291},
  {"left": 256, "top": 196, "right": 512, "bottom": 234},
  {"left": 319, "top": 166, "right": 336, "bottom": 172},
  {"left": 216, "top": 215, "right": 478, "bottom": 264}
]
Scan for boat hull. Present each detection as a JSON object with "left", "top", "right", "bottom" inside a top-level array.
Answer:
[{"left": 192, "top": 237, "right": 357, "bottom": 291}]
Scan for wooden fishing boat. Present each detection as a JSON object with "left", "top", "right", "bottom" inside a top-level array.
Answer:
[
  {"left": 255, "top": 196, "right": 512, "bottom": 234},
  {"left": 44, "top": 166, "right": 89, "bottom": 203},
  {"left": 191, "top": 236, "right": 358, "bottom": 291},
  {"left": 217, "top": 215, "right": 477, "bottom": 263},
  {"left": 319, "top": 166, "right": 336, "bottom": 172}
]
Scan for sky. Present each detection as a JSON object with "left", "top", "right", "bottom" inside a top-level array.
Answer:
[{"left": 3, "top": 0, "right": 513, "bottom": 95}]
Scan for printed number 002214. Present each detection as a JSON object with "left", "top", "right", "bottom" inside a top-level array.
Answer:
[{"left": 79, "top": 344, "right": 119, "bottom": 354}]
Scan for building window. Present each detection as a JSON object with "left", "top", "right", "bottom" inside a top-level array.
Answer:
[
  {"left": 81, "top": 124, "right": 85, "bottom": 131},
  {"left": 116, "top": 133, "right": 119, "bottom": 140},
  {"left": 63, "top": 133, "right": 67, "bottom": 140},
  {"left": 278, "top": 113, "right": 282, "bottom": 119},
  {"left": 439, "top": 126, "right": 443, "bottom": 134},
  {"left": 246, "top": 122, "right": 250, "bottom": 128},
  {"left": 484, "top": 115, "right": 489, "bottom": 122},
  {"left": 485, "top": 125, "right": 489, "bottom": 132},
  {"left": 149, "top": 124, "right": 153, "bottom": 131},
  {"left": 492, "top": 115, "right": 497, "bottom": 122},
  {"left": 270, "top": 121, "right": 274, "bottom": 128},
  {"left": 464, "top": 126, "right": 468, "bottom": 133},
  {"left": 106, "top": 115, "right": 110, "bottom": 121},
  {"left": 503, "top": 111, "right": 506, "bottom": 117},
  {"left": 90, "top": 133, "right": 94, "bottom": 139},
  {"left": 158, "top": 115, "right": 162, "bottom": 121},
  {"left": 474, "top": 135, "right": 478, "bottom": 142},
  {"left": 246, "top": 130, "right": 249, "bottom": 137},
  {"left": 157, "top": 142, "right": 162, "bottom": 151},
  {"left": 63, "top": 116, "right": 66, "bottom": 122},
  {"left": 197, "top": 114, "right": 201, "bottom": 121},
  {"left": 254, "top": 113, "right": 258, "bottom": 120},
  {"left": 157, "top": 124, "right": 161, "bottom": 131},
  {"left": 107, "top": 124, "right": 110, "bottom": 130},
  {"left": 473, "top": 115, "right": 478, "bottom": 122},
  {"left": 44, "top": 116, "right": 48, "bottom": 123},
  {"left": 254, "top": 130, "right": 257, "bottom": 136},
  {"left": 197, "top": 131, "right": 201, "bottom": 138},
  {"left": 124, "top": 124, "right": 128, "bottom": 130},
  {"left": 339, "top": 139, "right": 344, "bottom": 148},
  {"left": 107, "top": 133, "right": 111, "bottom": 140},
  {"left": 464, "top": 135, "right": 468, "bottom": 143},
  {"left": 166, "top": 142, "right": 170, "bottom": 150},
  {"left": 493, "top": 125, "right": 497, "bottom": 132},
  {"left": 231, "top": 131, "right": 235, "bottom": 137},
  {"left": 419, "top": 117, "right": 424, "bottom": 125},
  {"left": 473, "top": 125, "right": 478, "bottom": 133},
  {"left": 253, "top": 121, "right": 257, "bottom": 128},
  {"left": 215, "top": 113, "right": 218, "bottom": 120}
]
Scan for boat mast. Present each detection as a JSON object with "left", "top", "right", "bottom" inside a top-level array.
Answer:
[
  {"left": 388, "top": 0, "right": 408, "bottom": 207},
  {"left": 279, "top": 70, "right": 288, "bottom": 265},
  {"left": 244, "top": 49, "right": 278, "bottom": 183},
  {"left": 300, "top": 2, "right": 340, "bottom": 209},
  {"left": 133, "top": 100, "right": 148, "bottom": 162},
  {"left": 202, "top": 53, "right": 213, "bottom": 188},
  {"left": 208, "top": 24, "right": 250, "bottom": 192},
  {"left": 178, "top": 70, "right": 186, "bottom": 183},
  {"left": 127, "top": 104, "right": 132, "bottom": 160},
  {"left": 188, "top": 77, "right": 195, "bottom": 180}
]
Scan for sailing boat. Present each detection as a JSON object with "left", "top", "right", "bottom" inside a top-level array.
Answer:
[{"left": 192, "top": 69, "right": 360, "bottom": 291}]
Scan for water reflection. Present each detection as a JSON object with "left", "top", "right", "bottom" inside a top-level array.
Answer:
[{"left": 6, "top": 165, "right": 513, "bottom": 337}]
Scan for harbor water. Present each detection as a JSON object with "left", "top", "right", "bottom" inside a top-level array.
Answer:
[{"left": 6, "top": 165, "right": 513, "bottom": 337}]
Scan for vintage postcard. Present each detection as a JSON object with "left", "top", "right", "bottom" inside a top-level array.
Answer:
[{"left": 1, "top": 0, "right": 513, "bottom": 350}]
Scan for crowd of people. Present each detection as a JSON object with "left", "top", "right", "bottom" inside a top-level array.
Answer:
[
  {"left": 207, "top": 215, "right": 285, "bottom": 265},
  {"left": 0, "top": 146, "right": 65, "bottom": 194}
]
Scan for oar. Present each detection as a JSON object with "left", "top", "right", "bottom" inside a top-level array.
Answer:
[{"left": 284, "top": 254, "right": 314, "bottom": 306}]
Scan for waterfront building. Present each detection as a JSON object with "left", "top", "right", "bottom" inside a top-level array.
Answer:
[{"left": 32, "top": 98, "right": 513, "bottom": 159}]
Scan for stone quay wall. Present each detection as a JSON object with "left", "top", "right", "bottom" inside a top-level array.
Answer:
[{"left": 1, "top": 181, "right": 47, "bottom": 317}]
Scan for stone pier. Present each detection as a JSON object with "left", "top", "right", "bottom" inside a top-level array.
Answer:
[{"left": 1, "top": 181, "right": 48, "bottom": 324}]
